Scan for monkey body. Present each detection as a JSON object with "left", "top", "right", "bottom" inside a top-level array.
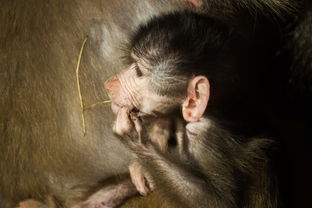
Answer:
[
  {"left": 117, "top": 115, "right": 277, "bottom": 208},
  {"left": 106, "top": 11, "right": 280, "bottom": 208},
  {"left": 0, "top": 1, "right": 190, "bottom": 207}
]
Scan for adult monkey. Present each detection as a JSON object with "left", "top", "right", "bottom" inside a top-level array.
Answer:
[
  {"left": 0, "top": 0, "right": 307, "bottom": 208},
  {"left": 0, "top": 1, "right": 190, "bottom": 207}
]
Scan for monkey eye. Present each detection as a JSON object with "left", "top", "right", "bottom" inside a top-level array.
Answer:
[{"left": 134, "top": 63, "right": 143, "bottom": 77}]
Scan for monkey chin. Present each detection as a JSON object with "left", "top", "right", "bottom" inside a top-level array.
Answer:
[{"left": 111, "top": 102, "right": 122, "bottom": 114}]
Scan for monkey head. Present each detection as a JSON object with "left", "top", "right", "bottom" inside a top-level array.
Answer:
[
  {"left": 105, "top": 11, "right": 250, "bottom": 124},
  {"left": 104, "top": 54, "right": 209, "bottom": 123},
  {"left": 104, "top": 57, "right": 184, "bottom": 118}
]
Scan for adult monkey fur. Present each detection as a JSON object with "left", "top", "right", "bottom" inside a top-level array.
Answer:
[
  {"left": 0, "top": 0, "right": 311, "bottom": 207},
  {"left": 0, "top": 1, "right": 189, "bottom": 207}
]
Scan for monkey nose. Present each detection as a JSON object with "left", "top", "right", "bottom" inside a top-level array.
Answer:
[{"left": 104, "top": 75, "right": 119, "bottom": 93}]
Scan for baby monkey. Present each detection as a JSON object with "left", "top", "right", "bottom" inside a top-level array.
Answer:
[
  {"left": 114, "top": 109, "right": 180, "bottom": 195},
  {"left": 105, "top": 11, "right": 279, "bottom": 208}
]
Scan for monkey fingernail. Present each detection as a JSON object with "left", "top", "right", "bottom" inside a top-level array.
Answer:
[
  {"left": 138, "top": 188, "right": 149, "bottom": 196},
  {"left": 144, "top": 178, "right": 152, "bottom": 191},
  {"left": 139, "top": 191, "right": 147, "bottom": 196}
]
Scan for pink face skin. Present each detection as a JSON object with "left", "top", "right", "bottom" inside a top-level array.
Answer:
[
  {"left": 104, "top": 58, "right": 179, "bottom": 118},
  {"left": 105, "top": 48, "right": 210, "bottom": 139},
  {"left": 104, "top": 63, "right": 147, "bottom": 115}
]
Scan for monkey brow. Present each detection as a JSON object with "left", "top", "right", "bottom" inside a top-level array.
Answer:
[
  {"left": 120, "top": 53, "right": 133, "bottom": 65},
  {"left": 129, "top": 52, "right": 152, "bottom": 72},
  {"left": 119, "top": 44, "right": 133, "bottom": 65},
  {"left": 138, "top": 59, "right": 152, "bottom": 72}
]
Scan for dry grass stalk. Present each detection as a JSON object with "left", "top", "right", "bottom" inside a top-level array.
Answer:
[{"left": 75, "top": 37, "right": 111, "bottom": 135}]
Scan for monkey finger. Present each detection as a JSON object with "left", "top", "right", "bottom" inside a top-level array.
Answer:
[
  {"left": 143, "top": 172, "right": 155, "bottom": 191},
  {"left": 113, "top": 107, "right": 133, "bottom": 136},
  {"left": 132, "top": 117, "right": 149, "bottom": 145},
  {"left": 129, "top": 162, "right": 150, "bottom": 196}
]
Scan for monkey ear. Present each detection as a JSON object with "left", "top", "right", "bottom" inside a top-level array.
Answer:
[{"left": 182, "top": 76, "right": 210, "bottom": 122}]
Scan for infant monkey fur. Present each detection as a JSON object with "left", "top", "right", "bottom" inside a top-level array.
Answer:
[{"left": 107, "top": 11, "right": 279, "bottom": 208}]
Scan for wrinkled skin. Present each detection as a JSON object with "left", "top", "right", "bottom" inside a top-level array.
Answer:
[{"left": 104, "top": 62, "right": 180, "bottom": 117}]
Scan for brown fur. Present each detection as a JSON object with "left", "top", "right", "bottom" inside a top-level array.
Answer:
[
  {"left": 1, "top": 0, "right": 296, "bottom": 207},
  {"left": 0, "top": 0, "right": 188, "bottom": 207}
]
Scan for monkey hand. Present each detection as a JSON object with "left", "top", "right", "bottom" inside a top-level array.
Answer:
[
  {"left": 129, "top": 161, "right": 155, "bottom": 196},
  {"left": 113, "top": 106, "right": 156, "bottom": 155},
  {"left": 113, "top": 107, "right": 156, "bottom": 196},
  {"left": 113, "top": 106, "right": 135, "bottom": 137},
  {"left": 113, "top": 106, "right": 145, "bottom": 143},
  {"left": 112, "top": 106, "right": 147, "bottom": 140}
]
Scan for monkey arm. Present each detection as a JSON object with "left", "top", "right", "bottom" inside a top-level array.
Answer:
[
  {"left": 115, "top": 115, "right": 240, "bottom": 208},
  {"left": 134, "top": 144, "right": 239, "bottom": 208}
]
